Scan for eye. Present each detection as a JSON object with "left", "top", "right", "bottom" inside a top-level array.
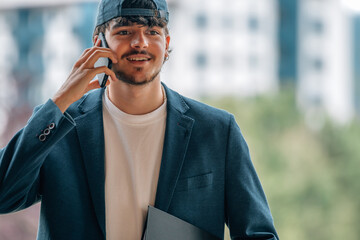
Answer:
[
  {"left": 147, "top": 29, "right": 160, "bottom": 35},
  {"left": 117, "top": 30, "right": 130, "bottom": 35}
]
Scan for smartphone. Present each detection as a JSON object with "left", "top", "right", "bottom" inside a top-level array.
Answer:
[{"left": 94, "top": 32, "right": 113, "bottom": 88}]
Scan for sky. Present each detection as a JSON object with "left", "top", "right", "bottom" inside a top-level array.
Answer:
[{"left": 341, "top": 0, "right": 360, "bottom": 12}]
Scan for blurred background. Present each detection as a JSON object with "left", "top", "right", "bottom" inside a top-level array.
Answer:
[{"left": 0, "top": 0, "right": 360, "bottom": 239}]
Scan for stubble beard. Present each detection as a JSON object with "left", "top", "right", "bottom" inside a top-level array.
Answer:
[{"left": 114, "top": 67, "right": 162, "bottom": 86}]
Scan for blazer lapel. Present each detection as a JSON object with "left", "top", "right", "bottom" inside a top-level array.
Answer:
[
  {"left": 74, "top": 89, "right": 106, "bottom": 236},
  {"left": 155, "top": 84, "right": 194, "bottom": 212}
]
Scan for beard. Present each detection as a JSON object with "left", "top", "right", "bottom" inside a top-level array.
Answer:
[{"left": 114, "top": 67, "right": 161, "bottom": 86}]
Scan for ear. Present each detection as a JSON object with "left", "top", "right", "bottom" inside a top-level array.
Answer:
[
  {"left": 165, "top": 35, "right": 170, "bottom": 52},
  {"left": 163, "top": 35, "right": 171, "bottom": 63},
  {"left": 93, "top": 35, "right": 99, "bottom": 45}
]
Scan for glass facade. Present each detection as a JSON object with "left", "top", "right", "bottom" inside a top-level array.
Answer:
[
  {"left": 354, "top": 16, "right": 360, "bottom": 115},
  {"left": 278, "top": 0, "right": 298, "bottom": 84}
]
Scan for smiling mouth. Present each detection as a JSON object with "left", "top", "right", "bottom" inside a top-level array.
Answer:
[{"left": 127, "top": 57, "right": 151, "bottom": 61}]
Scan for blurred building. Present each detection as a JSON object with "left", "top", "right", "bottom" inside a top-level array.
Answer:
[
  {"left": 0, "top": 2, "right": 97, "bottom": 239},
  {"left": 278, "top": 0, "right": 298, "bottom": 85},
  {"left": 0, "top": 0, "right": 358, "bottom": 140},
  {"left": 0, "top": 1, "right": 98, "bottom": 146},
  {"left": 163, "top": 0, "right": 279, "bottom": 98},
  {"left": 1, "top": 0, "right": 360, "bottom": 239},
  {"left": 297, "top": 0, "right": 355, "bottom": 126},
  {"left": 0, "top": 10, "right": 39, "bottom": 145},
  {"left": 353, "top": 15, "right": 360, "bottom": 116}
]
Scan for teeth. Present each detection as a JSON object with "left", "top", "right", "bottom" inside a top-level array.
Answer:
[{"left": 128, "top": 58, "right": 149, "bottom": 61}]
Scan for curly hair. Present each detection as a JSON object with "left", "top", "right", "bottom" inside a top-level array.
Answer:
[{"left": 93, "top": 16, "right": 169, "bottom": 37}]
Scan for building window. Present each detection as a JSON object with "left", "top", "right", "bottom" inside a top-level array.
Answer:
[
  {"left": 312, "top": 58, "right": 324, "bottom": 71},
  {"left": 195, "top": 13, "right": 207, "bottom": 29},
  {"left": 310, "top": 19, "right": 324, "bottom": 34},
  {"left": 309, "top": 95, "right": 322, "bottom": 106},
  {"left": 195, "top": 52, "right": 207, "bottom": 69},
  {"left": 248, "top": 15, "right": 259, "bottom": 32}
]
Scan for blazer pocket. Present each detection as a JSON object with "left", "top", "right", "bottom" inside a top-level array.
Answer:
[{"left": 175, "top": 172, "right": 213, "bottom": 192}]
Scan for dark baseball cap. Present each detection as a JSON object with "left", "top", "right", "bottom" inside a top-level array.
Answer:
[{"left": 95, "top": 0, "right": 169, "bottom": 27}]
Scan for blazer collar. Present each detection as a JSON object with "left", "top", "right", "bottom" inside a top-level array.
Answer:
[
  {"left": 162, "top": 82, "right": 190, "bottom": 115},
  {"left": 76, "top": 88, "right": 105, "bottom": 114},
  {"left": 155, "top": 83, "right": 194, "bottom": 211},
  {"left": 74, "top": 82, "right": 190, "bottom": 115}
]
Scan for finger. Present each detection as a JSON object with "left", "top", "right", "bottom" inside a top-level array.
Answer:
[
  {"left": 93, "top": 48, "right": 118, "bottom": 64},
  {"left": 84, "top": 49, "right": 118, "bottom": 67},
  {"left": 108, "top": 70, "right": 118, "bottom": 83},
  {"left": 81, "top": 48, "right": 92, "bottom": 57},
  {"left": 85, "top": 79, "right": 102, "bottom": 92},
  {"left": 93, "top": 35, "right": 99, "bottom": 45},
  {"left": 90, "top": 66, "right": 116, "bottom": 80},
  {"left": 75, "top": 39, "right": 118, "bottom": 69},
  {"left": 104, "top": 68, "right": 118, "bottom": 83},
  {"left": 75, "top": 39, "right": 109, "bottom": 68},
  {"left": 95, "top": 38, "right": 101, "bottom": 47},
  {"left": 74, "top": 47, "right": 98, "bottom": 68}
]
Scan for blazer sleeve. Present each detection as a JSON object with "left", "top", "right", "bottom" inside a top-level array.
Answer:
[
  {"left": 225, "top": 115, "right": 279, "bottom": 240},
  {"left": 0, "top": 99, "right": 76, "bottom": 214}
]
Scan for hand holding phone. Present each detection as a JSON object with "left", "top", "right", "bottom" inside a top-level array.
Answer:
[
  {"left": 94, "top": 32, "right": 113, "bottom": 88},
  {"left": 52, "top": 32, "right": 117, "bottom": 113}
]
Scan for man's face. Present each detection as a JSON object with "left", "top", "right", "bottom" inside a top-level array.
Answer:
[{"left": 105, "top": 20, "right": 170, "bottom": 86}]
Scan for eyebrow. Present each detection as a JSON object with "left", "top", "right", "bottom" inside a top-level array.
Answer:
[
  {"left": 110, "top": 21, "right": 160, "bottom": 31},
  {"left": 111, "top": 22, "right": 132, "bottom": 31}
]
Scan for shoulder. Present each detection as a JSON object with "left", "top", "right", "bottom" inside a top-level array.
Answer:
[
  {"left": 165, "top": 85, "right": 234, "bottom": 129},
  {"left": 182, "top": 95, "right": 232, "bottom": 122}
]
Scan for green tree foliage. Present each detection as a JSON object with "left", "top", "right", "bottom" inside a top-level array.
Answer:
[{"left": 203, "top": 88, "right": 360, "bottom": 240}]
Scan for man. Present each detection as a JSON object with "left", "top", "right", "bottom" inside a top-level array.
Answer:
[{"left": 0, "top": 0, "right": 279, "bottom": 239}]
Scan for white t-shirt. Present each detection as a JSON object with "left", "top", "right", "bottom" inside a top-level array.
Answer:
[{"left": 102, "top": 89, "right": 167, "bottom": 240}]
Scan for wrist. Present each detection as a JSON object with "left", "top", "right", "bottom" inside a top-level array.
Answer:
[{"left": 52, "top": 95, "right": 71, "bottom": 114}]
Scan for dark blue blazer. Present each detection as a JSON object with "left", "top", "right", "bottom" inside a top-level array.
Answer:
[{"left": 0, "top": 83, "right": 278, "bottom": 239}]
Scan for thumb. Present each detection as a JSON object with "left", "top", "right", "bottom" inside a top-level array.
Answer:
[{"left": 86, "top": 79, "right": 102, "bottom": 92}]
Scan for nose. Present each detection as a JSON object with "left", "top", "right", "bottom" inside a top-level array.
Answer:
[{"left": 130, "top": 31, "right": 148, "bottom": 49}]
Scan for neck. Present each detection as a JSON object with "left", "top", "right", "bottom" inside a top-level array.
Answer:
[{"left": 107, "top": 80, "right": 164, "bottom": 115}]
